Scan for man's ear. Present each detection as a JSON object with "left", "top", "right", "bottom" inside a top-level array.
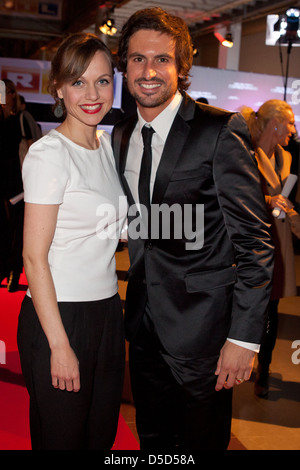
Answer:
[{"left": 178, "top": 72, "right": 185, "bottom": 86}]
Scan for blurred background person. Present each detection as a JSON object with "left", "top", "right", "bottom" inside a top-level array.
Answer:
[
  {"left": 19, "top": 95, "right": 42, "bottom": 162},
  {"left": 241, "top": 100, "right": 300, "bottom": 398},
  {"left": 0, "top": 79, "right": 32, "bottom": 292},
  {"left": 196, "top": 96, "right": 209, "bottom": 104}
]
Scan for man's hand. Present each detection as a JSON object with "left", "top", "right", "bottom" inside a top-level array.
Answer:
[{"left": 215, "top": 340, "right": 255, "bottom": 391}]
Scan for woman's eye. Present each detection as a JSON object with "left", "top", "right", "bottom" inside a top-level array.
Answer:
[{"left": 73, "top": 79, "right": 83, "bottom": 86}]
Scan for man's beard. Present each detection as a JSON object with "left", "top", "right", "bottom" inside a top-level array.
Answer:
[{"left": 128, "top": 78, "right": 178, "bottom": 108}]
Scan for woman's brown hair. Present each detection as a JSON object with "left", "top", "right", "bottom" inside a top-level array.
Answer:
[{"left": 48, "top": 32, "right": 114, "bottom": 116}]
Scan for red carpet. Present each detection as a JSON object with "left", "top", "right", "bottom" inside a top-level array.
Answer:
[{"left": 0, "top": 272, "right": 139, "bottom": 450}]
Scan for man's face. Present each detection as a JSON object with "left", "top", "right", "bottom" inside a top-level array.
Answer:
[{"left": 125, "top": 29, "right": 182, "bottom": 120}]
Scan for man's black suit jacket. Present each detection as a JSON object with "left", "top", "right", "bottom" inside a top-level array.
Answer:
[{"left": 112, "top": 93, "right": 274, "bottom": 360}]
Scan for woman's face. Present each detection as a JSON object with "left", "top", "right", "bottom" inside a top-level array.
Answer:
[
  {"left": 56, "top": 50, "right": 114, "bottom": 129},
  {"left": 276, "top": 110, "right": 296, "bottom": 147}
]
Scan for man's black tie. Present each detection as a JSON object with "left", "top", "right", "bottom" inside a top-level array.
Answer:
[{"left": 139, "top": 126, "right": 155, "bottom": 232}]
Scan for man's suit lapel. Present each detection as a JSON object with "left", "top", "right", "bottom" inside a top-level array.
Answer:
[
  {"left": 113, "top": 93, "right": 196, "bottom": 208},
  {"left": 151, "top": 93, "right": 195, "bottom": 205},
  {"left": 113, "top": 114, "right": 137, "bottom": 208}
]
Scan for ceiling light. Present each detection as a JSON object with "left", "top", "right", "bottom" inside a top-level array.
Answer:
[
  {"left": 99, "top": 17, "right": 117, "bottom": 36},
  {"left": 4, "top": 1, "right": 14, "bottom": 8}
]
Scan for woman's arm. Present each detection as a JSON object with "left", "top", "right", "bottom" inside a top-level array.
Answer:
[{"left": 23, "top": 202, "right": 80, "bottom": 392}]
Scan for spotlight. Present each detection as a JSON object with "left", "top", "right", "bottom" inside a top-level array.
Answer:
[
  {"left": 267, "top": 7, "right": 300, "bottom": 45},
  {"left": 285, "top": 7, "right": 300, "bottom": 38},
  {"left": 222, "top": 33, "right": 234, "bottom": 48},
  {"left": 214, "top": 29, "right": 234, "bottom": 48},
  {"left": 286, "top": 7, "right": 300, "bottom": 24},
  {"left": 266, "top": 7, "right": 300, "bottom": 102}
]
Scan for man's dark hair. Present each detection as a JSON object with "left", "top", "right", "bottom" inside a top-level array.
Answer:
[{"left": 117, "top": 7, "right": 194, "bottom": 93}]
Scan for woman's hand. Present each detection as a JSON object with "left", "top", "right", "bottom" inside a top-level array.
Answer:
[
  {"left": 50, "top": 346, "right": 80, "bottom": 392},
  {"left": 270, "top": 194, "right": 294, "bottom": 213}
]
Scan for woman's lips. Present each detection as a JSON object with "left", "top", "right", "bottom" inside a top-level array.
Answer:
[{"left": 80, "top": 103, "right": 103, "bottom": 114}]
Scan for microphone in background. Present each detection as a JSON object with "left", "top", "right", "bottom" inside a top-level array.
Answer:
[{"left": 272, "top": 174, "right": 298, "bottom": 218}]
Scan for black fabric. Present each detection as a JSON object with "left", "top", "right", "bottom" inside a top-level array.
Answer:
[
  {"left": 129, "top": 309, "right": 232, "bottom": 450},
  {"left": 17, "top": 294, "right": 125, "bottom": 450},
  {"left": 138, "top": 126, "right": 154, "bottom": 233}
]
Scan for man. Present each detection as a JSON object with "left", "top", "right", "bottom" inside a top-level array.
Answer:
[{"left": 112, "top": 7, "right": 274, "bottom": 450}]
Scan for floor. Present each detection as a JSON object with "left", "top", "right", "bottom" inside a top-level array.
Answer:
[{"left": 116, "top": 241, "right": 300, "bottom": 451}]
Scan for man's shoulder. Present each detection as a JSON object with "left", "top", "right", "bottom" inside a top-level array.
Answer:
[
  {"left": 195, "top": 101, "right": 234, "bottom": 121},
  {"left": 181, "top": 92, "right": 236, "bottom": 127},
  {"left": 194, "top": 101, "right": 247, "bottom": 134}
]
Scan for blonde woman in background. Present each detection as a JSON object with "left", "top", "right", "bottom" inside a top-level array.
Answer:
[{"left": 241, "top": 100, "right": 300, "bottom": 398}]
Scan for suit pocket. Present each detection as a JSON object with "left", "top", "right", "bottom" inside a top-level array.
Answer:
[{"left": 185, "top": 265, "right": 237, "bottom": 293}]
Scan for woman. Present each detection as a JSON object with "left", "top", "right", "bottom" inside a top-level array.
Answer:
[
  {"left": 241, "top": 100, "right": 300, "bottom": 398},
  {"left": 17, "top": 33, "right": 127, "bottom": 450},
  {"left": 0, "top": 79, "right": 32, "bottom": 291}
]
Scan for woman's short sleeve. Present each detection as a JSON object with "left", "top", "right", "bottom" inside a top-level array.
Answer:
[{"left": 22, "top": 134, "right": 69, "bottom": 204}]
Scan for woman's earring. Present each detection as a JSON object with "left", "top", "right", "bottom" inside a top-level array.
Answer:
[
  {"left": 275, "top": 127, "right": 277, "bottom": 131},
  {"left": 54, "top": 99, "right": 64, "bottom": 118}
]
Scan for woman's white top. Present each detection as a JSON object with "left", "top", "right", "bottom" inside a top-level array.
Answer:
[{"left": 22, "top": 128, "right": 127, "bottom": 302}]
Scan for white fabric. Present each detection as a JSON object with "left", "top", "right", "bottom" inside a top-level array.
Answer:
[
  {"left": 125, "top": 91, "right": 182, "bottom": 205},
  {"left": 22, "top": 128, "right": 127, "bottom": 301}
]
